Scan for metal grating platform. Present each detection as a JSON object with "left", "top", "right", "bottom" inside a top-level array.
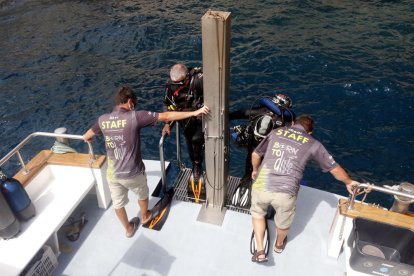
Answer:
[{"left": 172, "top": 169, "right": 251, "bottom": 215}]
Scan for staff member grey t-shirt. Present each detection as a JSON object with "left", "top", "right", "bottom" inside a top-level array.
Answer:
[
  {"left": 253, "top": 124, "right": 337, "bottom": 196},
  {"left": 91, "top": 106, "right": 158, "bottom": 179}
]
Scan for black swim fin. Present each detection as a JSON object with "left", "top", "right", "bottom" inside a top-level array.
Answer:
[
  {"left": 250, "top": 218, "right": 270, "bottom": 257},
  {"left": 143, "top": 188, "right": 174, "bottom": 231},
  {"left": 231, "top": 178, "right": 252, "bottom": 209}
]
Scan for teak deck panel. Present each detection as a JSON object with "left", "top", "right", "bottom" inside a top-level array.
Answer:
[
  {"left": 13, "top": 150, "right": 106, "bottom": 187},
  {"left": 338, "top": 198, "right": 414, "bottom": 230}
]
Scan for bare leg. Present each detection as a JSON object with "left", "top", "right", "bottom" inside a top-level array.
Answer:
[
  {"left": 115, "top": 207, "right": 134, "bottom": 235},
  {"left": 276, "top": 227, "right": 289, "bottom": 247},
  {"left": 138, "top": 197, "right": 151, "bottom": 222},
  {"left": 252, "top": 217, "right": 266, "bottom": 252}
]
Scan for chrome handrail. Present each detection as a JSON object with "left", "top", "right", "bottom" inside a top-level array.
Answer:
[
  {"left": 159, "top": 122, "right": 187, "bottom": 193},
  {"left": 175, "top": 123, "right": 185, "bottom": 170},
  {"left": 159, "top": 134, "right": 168, "bottom": 193},
  {"left": 0, "top": 132, "right": 95, "bottom": 174},
  {"left": 349, "top": 182, "right": 414, "bottom": 209}
]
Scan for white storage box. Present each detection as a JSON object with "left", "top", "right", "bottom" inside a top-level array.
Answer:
[{"left": 24, "top": 245, "right": 58, "bottom": 276}]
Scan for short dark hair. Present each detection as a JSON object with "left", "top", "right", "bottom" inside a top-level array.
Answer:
[
  {"left": 115, "top": 86, "right": 136, "bottom": 105},
  {"left": 295, "top": 115, "right": 314, "bottom": 133}
]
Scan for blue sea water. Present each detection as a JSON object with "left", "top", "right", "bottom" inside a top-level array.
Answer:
[{"left": 1, "top": 0, "right": 413, "bottom": 208}]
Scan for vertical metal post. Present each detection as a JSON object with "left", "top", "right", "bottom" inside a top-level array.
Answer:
[{"left": 201, "top": 10, "right": 231, "bottom": 211}]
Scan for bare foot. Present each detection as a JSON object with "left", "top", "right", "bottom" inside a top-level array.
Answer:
[{"left": 141, "top": 210, "right": 152, "bottom": 225}]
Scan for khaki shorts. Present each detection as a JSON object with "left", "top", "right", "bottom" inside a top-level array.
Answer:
[
  {"left": 250, "top": 189, "right": 297, "bottom": 229},
  {"left": 107, "top": 172, "right": 149, "bottom": 209}
]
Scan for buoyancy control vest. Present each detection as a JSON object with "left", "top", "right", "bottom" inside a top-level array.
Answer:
[{"left": 231, "top": 96, "right": 296, "bottom": 146}]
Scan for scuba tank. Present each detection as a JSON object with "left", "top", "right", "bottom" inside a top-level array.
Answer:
[
  {"left": 0, "top": 176, "right": 21, "bottom": 239},
  {"left": 0, "top": 170, "right": 36, "bottom": 221}
]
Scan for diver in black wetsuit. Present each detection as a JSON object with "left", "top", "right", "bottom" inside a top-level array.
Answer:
[
  {"left": 162, "top": 64, "right": 205, "bottom": 200},
  {"left": 230, "top": 94, "right": 295, "bottom": 208}
]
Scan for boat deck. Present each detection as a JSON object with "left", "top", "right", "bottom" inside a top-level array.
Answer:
[{"left": 53, "top": 160, "right": 346, "bottom": 276}]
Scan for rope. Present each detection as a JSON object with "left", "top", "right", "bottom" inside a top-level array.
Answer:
[
  {"left": 204, "top": 138, "right": 225, "bottom": 191},
  {"left": 356, "top": 183, "right": 374, "bottom": 203},
  {"left": 51, "top": 141, "right": 77, "bottom": 154}
]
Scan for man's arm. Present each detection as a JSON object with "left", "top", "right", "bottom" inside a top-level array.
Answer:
[
  {"left": 158, "top": 106, "right": 209, "bottom": 123},
  {"left": 330, "top": 165, "right": 358, "bottom": 194},
  {"left": 251, "top": 151, "right": 262, "bottom": 180},
  {"left": 83, "top": 128, "right": 96, "bottom": 142}
]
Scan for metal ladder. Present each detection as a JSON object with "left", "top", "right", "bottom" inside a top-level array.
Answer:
[{"left": 159, "top": 125, "right": 250, "bottom": 214}]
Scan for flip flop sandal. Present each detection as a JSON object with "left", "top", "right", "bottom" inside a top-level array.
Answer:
[
  {"left": 59, "top": 243, "right": 73, "bottom": 253},
  {"left": 251, "top": 250, "right": 268, "bottom": 263},
  {"left": 141, "top": 210, "right": 153, "bottom": 225},
  {"left": 66, "top": 213, "right": 88, "bottom": 242},
  {"left": 126, "top": 217, "right": 139, "bottom": 238},
  {"left": 274, "top": 237, "right": 287, "bottom": 253}
]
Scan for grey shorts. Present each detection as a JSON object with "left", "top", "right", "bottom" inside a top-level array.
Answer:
[
  {"left": 250, "top": 189, "right": 297, "bottom": 229},
  {"left": 107, "top": 172, "right": 149, "bottom": 209}
]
